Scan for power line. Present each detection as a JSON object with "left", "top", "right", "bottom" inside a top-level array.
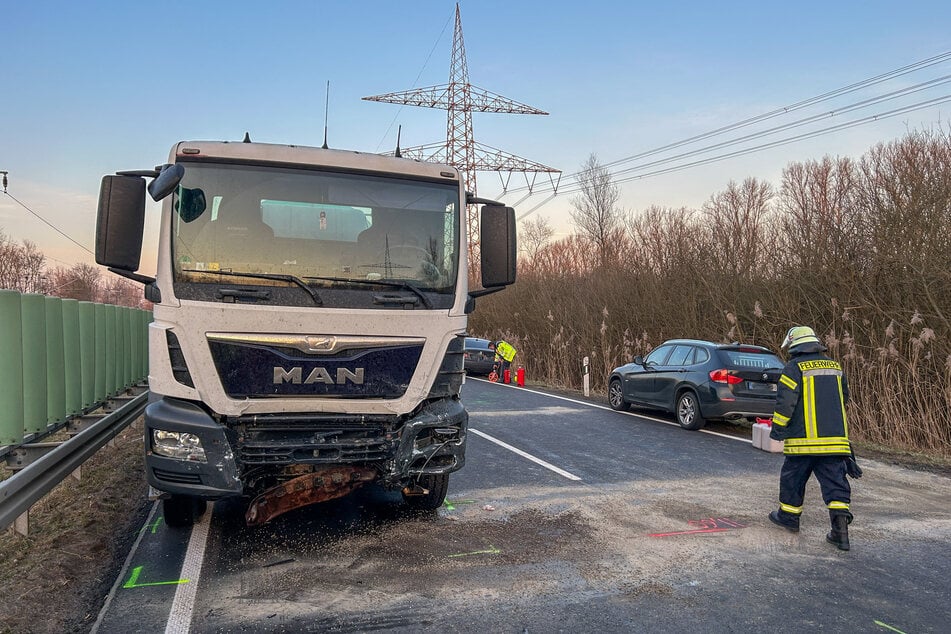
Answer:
[
  {"left": 500, "top": 50, "right": 951, "bottom": 197},
  {"left": 606, "top": 75, "right": 951, "bottom": 181},
  {"left": 550, "top": 93, "right": 951, "bottom": 197},
  {"left": 374, "top": 12, "right": 455, "bottom": 152},
  {"left": 2, "top": 190, "right": 95, "bottom": 256}
]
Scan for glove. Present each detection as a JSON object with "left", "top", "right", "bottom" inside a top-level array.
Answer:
[
  {"left": 845, "top": 457, "right": 863, "bottom": 478},
  {"left": 845, "top": 445, "right": 863, "bottom": 478}
]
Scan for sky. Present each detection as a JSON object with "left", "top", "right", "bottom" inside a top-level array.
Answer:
[{"left": 2, "top": 0, "right": 951, "bottom": 275}]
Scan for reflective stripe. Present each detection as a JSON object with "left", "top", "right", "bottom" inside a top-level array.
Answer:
[
  {"left": 802, "top": 368, "right": 842, "bottom": 378},
  {"left": 828, "top": 501, "right": 850, "bottom": 510},
  {"left": 803, "top": 375, "right": 818, "bottom": 438},
  {"left": 784, "top": 436, "right": 851, "bottom": 448},
  {"left": 780, "top": 503, "right": 803, "bottom": 515},
  {"left": 772, "top": 412, "right": 790, "bottom": 426},
  {"left": 779, "top": 375, "right": 798, "bottom": 390},
  {"left": 784, "top": 444, "right": 852, "bottom": 455},
  {"left": 838, "top": 375, "right": 848, "bottom": 436}
]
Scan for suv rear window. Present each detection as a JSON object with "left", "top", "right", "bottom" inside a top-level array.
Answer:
[{"left": 720, "top": 350, "right": 783, "bottom": 369}]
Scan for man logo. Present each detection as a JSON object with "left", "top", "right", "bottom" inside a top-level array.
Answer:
[{"left": 273, "top": 367, "right": 365, "bottom": 385}]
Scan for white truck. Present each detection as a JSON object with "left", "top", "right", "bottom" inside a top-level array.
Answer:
[{"left": 95, "top": 139, "right": 516, "bottom": 526}]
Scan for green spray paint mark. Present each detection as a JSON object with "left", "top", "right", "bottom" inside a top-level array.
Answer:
[
  {"left": 123, "top": 565, "right": 189, "bottom": 589},
  {"left": 442, "top": 498, "right": 476, "bottom": 511},
  {"left": 874, "top": 621, "right": 907, "bottom": 634},
  {"left": 448, "top": 545, "right": 501, "bottom": 558},
  {"left": 135, "top": 516, "right": 164, "bottom": 536}
]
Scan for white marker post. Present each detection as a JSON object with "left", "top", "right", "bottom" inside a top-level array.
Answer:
[{"left": 582, "top": 356, "right": 590, "bottom": 397}]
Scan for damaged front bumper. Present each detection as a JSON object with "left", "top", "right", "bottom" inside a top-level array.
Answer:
[{"left": 144, "top": 396, "right": 468, "bottom": 500}]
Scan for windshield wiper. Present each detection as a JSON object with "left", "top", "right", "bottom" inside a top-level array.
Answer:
[
  {"left": 304, "top": 275, "right": 433, "bottom": 309},
  {"left": 182, "top": 269, "right": 323, "bottom": 306}
]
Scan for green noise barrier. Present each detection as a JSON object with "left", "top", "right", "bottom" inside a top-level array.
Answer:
[{"left": 0, "top": 291, "right": 151, "bottom": 448}]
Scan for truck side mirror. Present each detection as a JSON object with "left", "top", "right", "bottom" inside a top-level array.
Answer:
[
  {"left": 95, "top": 175, "right": 146, "bottom": 271},
  {"left": 479, "top": 205, "right": 516, "bottom": 288}
]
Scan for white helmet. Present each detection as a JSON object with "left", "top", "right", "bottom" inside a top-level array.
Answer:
[{"left": 782, "top": 326, "right": 819, "bottom": 350}]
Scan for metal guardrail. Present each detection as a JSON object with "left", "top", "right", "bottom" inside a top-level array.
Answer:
[{"left": 0, "top": 390, "right": 149, "bottom": 532}]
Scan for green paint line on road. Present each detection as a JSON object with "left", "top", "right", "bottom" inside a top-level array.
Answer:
[
  {"left": 442, "top": 498, "right": 476, "bottom": 511},
  {"left": 148, "top": 516, "right": 164, "bottom": 534},
  {"left": 874, "top": 621, "right": 907, "bottom": 634},
  {"left": 447, "top": 545, "right": 501, "bottom": 558},
  {"left": 122, "top": 565, "right": 189, "bottom": 589}
]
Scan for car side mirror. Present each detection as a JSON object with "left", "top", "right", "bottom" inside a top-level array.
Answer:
[{"left": 633, "top": 355, "right": 645, "bottom": 366}]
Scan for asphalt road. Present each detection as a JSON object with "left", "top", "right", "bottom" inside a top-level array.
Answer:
[{"left": 94, "top": 379, "right": 951, "bottom": 633}]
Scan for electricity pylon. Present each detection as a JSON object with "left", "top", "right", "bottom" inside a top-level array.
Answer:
[{"left": 363, "top": 2, "right": 560, "bottom": 266}]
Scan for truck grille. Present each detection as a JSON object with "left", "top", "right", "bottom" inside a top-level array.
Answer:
[{"left": 235, "top": 418, "right": 395, "bottom": 466}]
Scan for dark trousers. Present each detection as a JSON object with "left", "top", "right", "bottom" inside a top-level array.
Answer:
[{"left": 779, "top": 455, "right": 851, "bottom": 516}]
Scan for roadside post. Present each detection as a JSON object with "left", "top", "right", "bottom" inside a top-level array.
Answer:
[{"left": 582, "top": 356, "right": 590, "bottom": 397}]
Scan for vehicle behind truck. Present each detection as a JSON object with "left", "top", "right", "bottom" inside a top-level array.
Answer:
[{"left": 95, "top": 139, "right": 516, "bottom": 526}]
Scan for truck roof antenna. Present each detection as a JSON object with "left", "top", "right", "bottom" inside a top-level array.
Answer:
[
  {"left": 394, "top": 125, "right": 402, "bottom": 158},
  {"left": 322, "top": 80, "right": 330, "bottom": 149},
  {"left": 243, "top": 132, "right": 252, "bottom": 143}
]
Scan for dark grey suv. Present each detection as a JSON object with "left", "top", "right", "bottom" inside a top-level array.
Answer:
[{"left": 608, "top": 339, "right": 784, "bottom": 430}]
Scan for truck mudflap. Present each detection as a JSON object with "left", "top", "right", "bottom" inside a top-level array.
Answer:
[{"left": 245, "top": 465, "right": 377, "bottom": 526}]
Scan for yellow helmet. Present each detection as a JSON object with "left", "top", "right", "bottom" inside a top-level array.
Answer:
[{"left": 782, "top": 326, "right": 819, "bottom": 350}]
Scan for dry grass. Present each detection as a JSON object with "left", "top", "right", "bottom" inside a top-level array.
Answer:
[
  {"left": 0, "top": 420, "right": 150, "bottom": 634},
  {"left": 475, "top": 128, "right": 951, "bottom": 459}
]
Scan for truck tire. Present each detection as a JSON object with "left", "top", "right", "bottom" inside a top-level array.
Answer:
[
  {"left": 402, "top": 474, "right": 449, "bottom": 511},
  {"left": 163, "top": 494, "right": 204, "bottom": 528}
]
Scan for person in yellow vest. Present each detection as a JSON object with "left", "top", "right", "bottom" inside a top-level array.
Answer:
[
  {"left": 489, "top": 340, "right": 517, "bottom": 382},
  {"left": 767, "top": 325, "right": 855, "bottom": 550}
]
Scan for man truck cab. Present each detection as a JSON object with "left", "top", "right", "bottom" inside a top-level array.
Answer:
[{"left": 95, "top": 140, "right": 516, "bottom": 526}]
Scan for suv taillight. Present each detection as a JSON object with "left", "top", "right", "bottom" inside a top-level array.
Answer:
[{"left": 709, "top": 369, "right": 742, "bottom": 384}]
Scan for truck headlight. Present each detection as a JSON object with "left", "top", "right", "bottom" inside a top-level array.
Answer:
[{"left": 152, "top": 429, "right": 207, "bottom": 463}]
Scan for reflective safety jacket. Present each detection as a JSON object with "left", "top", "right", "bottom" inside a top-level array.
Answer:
[
  {"left": 770, "top": 342, "right": 851, "bottom": 456},
  {"left": 495, "top": 341, "right": 517, "bottom": 363}
]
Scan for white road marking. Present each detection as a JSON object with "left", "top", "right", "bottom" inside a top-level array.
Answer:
[
  {"left": 470, "top": 377, "right": 751, "bottom": 443},
  {"left": 165, "top": 504, "right": 213, "bottom": 634},
  {"left": 469, "top": 428, "right": 582, "bottom": 481},
  {"left": 90, "top": 501, "right": 160, "bottom": 634}
]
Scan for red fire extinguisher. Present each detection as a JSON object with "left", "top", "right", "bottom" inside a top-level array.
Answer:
[
  {"left": 516, "top": 365, "right": 525, "bottom": 387},
  {"left": 503, "top": 368, "right": 511, "bottom": 384}
]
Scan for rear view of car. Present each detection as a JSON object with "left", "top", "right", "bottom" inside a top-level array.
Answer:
[
  {"left": 463, "top": 337, "right": 496, "bottom": 376},
  {"left": 608, "top": 339, "right": 784, "bottom": 430}
]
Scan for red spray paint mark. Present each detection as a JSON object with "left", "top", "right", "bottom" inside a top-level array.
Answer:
[{"left": 649, "top": 517, "right": 746, "bottom": 537}]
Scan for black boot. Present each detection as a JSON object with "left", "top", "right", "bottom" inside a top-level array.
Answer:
[
  {"left": 768, "top": 510, "right": 800, "bottom": 532},
  {"left": 826, "top": 513, "right": 851, "bottom": 551}
]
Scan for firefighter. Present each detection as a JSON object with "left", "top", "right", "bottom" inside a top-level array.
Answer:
[
  {"left": 768, "top": 326, "right": 855, "bottom": 550},
  {"left": 489, "top": 339, "right": 517, "bottom": 382}
]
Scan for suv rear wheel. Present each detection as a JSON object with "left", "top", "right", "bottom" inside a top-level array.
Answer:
[{"left": 676, "top": 391, "right": 705, "bottom": 431}]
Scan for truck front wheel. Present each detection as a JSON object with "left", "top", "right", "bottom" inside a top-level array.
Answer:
[
  {"left": 402, "top": 474, "right": 449, "bottom": 511},
  {"left": 163, "top": 494, "right": 205, "bottom": 528}
]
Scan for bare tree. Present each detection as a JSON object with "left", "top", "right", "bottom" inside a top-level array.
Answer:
[
  {"left": 701, "top": 178, "right": 774, "bottom": 280},
  {"left": 777, "top": 156, "right": 861, "bottom": 272},
  {"left": 569, "top": 154, "right": 623, "bottom": 268},
  {"left": 0, "top": 232, "right": 47, "bottom": 292},
  {"left": 48, "top": 263, "right": 102, "bottom": 302},
  {"left": 519, "top": 215, "right": 554, "bottom": 266}
]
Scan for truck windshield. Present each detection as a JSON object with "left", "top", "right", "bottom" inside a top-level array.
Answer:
[{"left": 170, "top": 162, "right": 461, "bottom": 305}]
